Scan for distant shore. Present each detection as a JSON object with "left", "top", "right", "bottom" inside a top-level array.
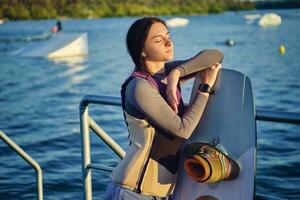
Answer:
[
  {"left": 0, "top": 0, "right": 299, "bottom": 20},
  {"left": 0, "top": 0, "right": 254, "bottom": 20}
]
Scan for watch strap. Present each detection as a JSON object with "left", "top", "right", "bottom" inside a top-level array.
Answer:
[{"left": 198, "top": 83, "right": 215, "bottom": 94}]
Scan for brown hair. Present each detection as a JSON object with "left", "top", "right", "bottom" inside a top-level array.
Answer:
[{"left": 126, "top": 17, "right": 167, "bottom": 72}]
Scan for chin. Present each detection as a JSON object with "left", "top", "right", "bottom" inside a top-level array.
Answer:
[{"left": 166, "top": 55, "right": 174, "bottom": 61}]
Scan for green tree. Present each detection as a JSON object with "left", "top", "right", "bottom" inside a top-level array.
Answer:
[
  {"left": 0, "top": 0, "right": 256, "bottom": 20},
  {"left": 5, "top": 3, "right": 31, "bottom": 19}
]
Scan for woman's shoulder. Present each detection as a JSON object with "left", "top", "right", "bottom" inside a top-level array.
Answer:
[{"left": 126, "top": 76, "right": 157, "bottom": 94}]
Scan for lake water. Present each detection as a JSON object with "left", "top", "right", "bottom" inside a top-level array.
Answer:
[{"left": 0, "top": 9, "right": 299, "bottom": 200}]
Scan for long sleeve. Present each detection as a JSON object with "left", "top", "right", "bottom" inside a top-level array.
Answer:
[
  {"left": 125, "top": 78, "right": 209, "bottom": 139},
  {"left": 165, "top": 49, "right": 223, "bottom": 80}
]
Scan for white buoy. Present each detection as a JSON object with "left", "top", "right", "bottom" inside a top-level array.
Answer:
[
  {"left": 166, "top": 18, "right": 189, "bottom": 27},
  {"left": 259, "top": 13, "right": 281, "bottom": 27},
  {"left": 244, "top": 14, "right": 261, "bottom": 20},
  {"left": 225, "top": 39, "right": 235, "bottom": 47}
]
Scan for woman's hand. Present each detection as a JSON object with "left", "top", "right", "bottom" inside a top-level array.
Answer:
[
  {"left": 199, "top": 63, "right": 221, "bottom": 87},
  {"left": 166, "top": 69, "right": 181, "bottom": 113}
]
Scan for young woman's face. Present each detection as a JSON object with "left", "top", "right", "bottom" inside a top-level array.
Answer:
[{"left": 143, "top": 22, "right": 173, "bottom": 62}]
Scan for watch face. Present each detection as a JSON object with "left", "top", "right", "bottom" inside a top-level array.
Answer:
[
  {"left": 199, "top": 83, "right": 211, "bottom": 93},
  {"left": 202, "top": 84, "right": 209, "bottom": 91}
]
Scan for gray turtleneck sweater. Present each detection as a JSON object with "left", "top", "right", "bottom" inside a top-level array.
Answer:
[{"left": 125, "top": 49, "right": 223, "bottom": 139}]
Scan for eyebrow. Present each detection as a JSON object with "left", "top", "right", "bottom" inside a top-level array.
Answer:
[{"left": 151, "top": 32, "right": 170, "bottom": 39}]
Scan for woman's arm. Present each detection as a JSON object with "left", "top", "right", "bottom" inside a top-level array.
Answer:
[
  {"left": 125, "top": 78, "right": 209, "bottom": 139},
  {"left": 165, "top": 49, "right": 223, "bottom": 81},
  {"left": 165, "top": 49, "right": 223, "bottom": 112}
]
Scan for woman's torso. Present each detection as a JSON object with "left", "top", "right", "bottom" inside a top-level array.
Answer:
[{"left": 111, "top": 72, "right": 185, "bottom": 197}]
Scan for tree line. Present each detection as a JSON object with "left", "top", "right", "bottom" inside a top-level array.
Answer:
[
  {"left": 0, "top": 0, "right": 255, "bottom": 20},
  {"left": 254, "top": 0, "right": 300, "bottom": 9}
]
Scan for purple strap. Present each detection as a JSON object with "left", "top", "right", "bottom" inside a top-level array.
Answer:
[
  {"left": 132, "top": 71, "right": 158, "bottom": 88},
  {"left": 131, "top": 71, "right": 181, "bottom": 107}
]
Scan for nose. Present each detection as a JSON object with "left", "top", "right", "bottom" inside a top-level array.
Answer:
[{"left": 164, "top": 37, "right": 172, "bottom": 46}]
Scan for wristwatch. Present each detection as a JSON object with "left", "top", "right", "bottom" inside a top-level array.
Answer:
[{"left": 198, "top": 83, "right": 215, "bottom": 94}]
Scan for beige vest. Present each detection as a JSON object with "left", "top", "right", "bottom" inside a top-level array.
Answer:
[{"left": 111, "top": 112, "right": 184, "bottom": 197}]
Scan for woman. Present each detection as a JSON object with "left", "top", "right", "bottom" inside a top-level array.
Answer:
[{"left": 105, "top": 17, "right": 223, "bottom": 200}]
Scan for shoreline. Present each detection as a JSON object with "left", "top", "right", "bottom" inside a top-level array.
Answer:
[
  {"left": 1, "top": 7, "right": 299, "bottom": 22},
  {"left": 1, "top": 7, "right": 300, "bottom": 22},
  {"left": 0, "top": 0, "right": 254, "bottom": 21},
  {"left": 1, "top": 0, "right": 300, "bottom": 21}
]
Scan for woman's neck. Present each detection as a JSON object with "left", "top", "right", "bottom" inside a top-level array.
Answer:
[{"left": 144, "top": 60, "right": 165, "bottom": 75}]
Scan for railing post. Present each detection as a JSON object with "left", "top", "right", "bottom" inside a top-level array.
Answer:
[
  {"left": 80, "top": 101, "right": 92, "bottom": 200},
  {"left": 0, "top": 131, "right": 43, "bottom": 200},
  {"left": 88, "top": 117, "right": 125, "bottom": 159},
  {"left": 256, "top": 109, "right": 300, "bottom": 124}
]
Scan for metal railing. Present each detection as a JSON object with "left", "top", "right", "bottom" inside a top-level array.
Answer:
[
  {"left": 79, "top": 94, "right": 300, "bottom": 200},
  {"left": 0, "top": 131, "right": 43, "bottom": 200},
  {"left": 256, "top": 109, "right": 300, "bottom": 124}
]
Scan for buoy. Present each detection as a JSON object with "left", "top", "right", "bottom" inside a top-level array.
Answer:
[
  {"left": 259, "top": 13, "right": 281, "bottom": 27},
  {"left": 279, "top": 45, "right": 285, "bottom": 55},
  {"left": 166, "top": 18, "right": 189, "bottom": 27},
  {"left": 244, "top": 14, "right": 261, "bottom": 20},
  {"left": 51, "top": 26, "right": 58, "bottom": 33},
  {"left": 225, "top": 39, "right": 235, "bottom": 46}
]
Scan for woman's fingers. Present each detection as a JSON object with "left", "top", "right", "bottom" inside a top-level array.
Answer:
[
  {"left": 171, "top": 100, "right": 178, "bottom": 114},
  {"left": 211, "top": 63, "right": 221, "bottom": 70},
  {"left": 199, "top": 62, "right": 222, "bottom": 87},
  {"left": 173, "top": 91, "right": 178, "bottom": 105},
  {"left": 166, "top": 73, "right": 180, "bottom": 113},
  {"left": 167, "top": 91, "right": 178, "bottom": 114},
  {"left": 171, "top": 101, "right": 178, "bottom": 114}
]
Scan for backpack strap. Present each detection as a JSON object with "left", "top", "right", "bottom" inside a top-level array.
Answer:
[
  {"left": 121, "top": 71, "right": 158, "bottom": 113},
  {"left": 121, "top": 70, "right": 184, "bottom": 114}
]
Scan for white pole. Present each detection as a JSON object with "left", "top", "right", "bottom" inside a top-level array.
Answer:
[{"left": 80, "top": 105, "right": 92, "bottom": 200}]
